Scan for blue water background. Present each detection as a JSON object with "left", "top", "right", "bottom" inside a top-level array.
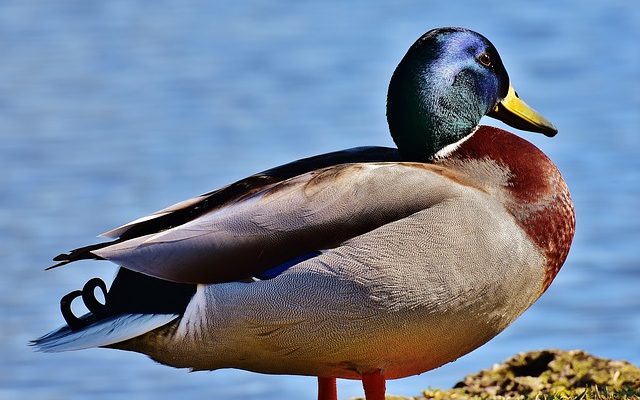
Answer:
[{"left": 1, "top": 1, "right": 639, "bottom": 399}]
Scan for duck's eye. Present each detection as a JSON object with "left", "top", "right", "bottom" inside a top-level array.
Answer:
[{"left": 478, "top": 52, "right": 492, "bottom": 68}]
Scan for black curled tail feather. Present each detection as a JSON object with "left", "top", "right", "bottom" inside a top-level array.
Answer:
[
  {"left": 59, "top": 278, "right": 110, "bottom": 329},
  {"left": 60, "top": 268, "right": 196, "bottom": 331},
  {"left": 31, "top": 268, "right": 197, "bottom": 352}
]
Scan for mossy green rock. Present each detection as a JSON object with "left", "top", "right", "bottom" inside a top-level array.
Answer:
[{"left": 365, "top": 350, "right": 640, "bottom": 400}]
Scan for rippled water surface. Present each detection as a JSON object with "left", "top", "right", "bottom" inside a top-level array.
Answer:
[{"left": 1, "top": 1, "right": 639, "bottom": 399}]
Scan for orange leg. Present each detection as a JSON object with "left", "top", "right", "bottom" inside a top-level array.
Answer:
[
  {"left": 362, "top": 370, "right": 386, "bottom": 400},
  {"left": 317, "top": 377, "right": 337, "bottom": 400}
]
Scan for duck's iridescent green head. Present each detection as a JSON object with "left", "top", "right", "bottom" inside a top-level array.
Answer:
[{"left": 387, "top": 27, "right": 557, "bottom": 160}]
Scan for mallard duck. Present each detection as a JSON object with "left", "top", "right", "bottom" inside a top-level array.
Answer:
[{"left": 33, "top": 27, "right": 575, "bottom": 400}]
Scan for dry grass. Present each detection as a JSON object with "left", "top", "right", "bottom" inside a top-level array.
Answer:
[{"left": 358, "top": 350, "right": 640, "bottom": 400}]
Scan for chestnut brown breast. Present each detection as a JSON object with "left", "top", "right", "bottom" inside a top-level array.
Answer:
[{"left": 439, "top": 126, "right": 576, "bottom": 292}]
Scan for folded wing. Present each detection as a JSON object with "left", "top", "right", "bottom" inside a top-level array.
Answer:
[
  {"left": 52, "top": 146, "right": 400, "bottom": 267},
  {"left": 93, "top": 162, "right": 474, "bottom": 283}
]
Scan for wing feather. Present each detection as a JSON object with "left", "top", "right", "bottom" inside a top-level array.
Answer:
[
  {"left": 93, "top": 162, "right": 476, "bottom": 283},
  {"left": 51, "top": 146, "right": 400, "bottom": 267}
]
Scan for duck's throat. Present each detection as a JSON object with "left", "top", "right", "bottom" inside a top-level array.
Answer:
[
  {"left": 387, "top": 110, "right": 479, "bottom": 161},
  {"left": 433, "top": 127, "right": 478, "bottom": 160},
  {"left": 387, "top": 69, "right": 485, "bottom": 161}
]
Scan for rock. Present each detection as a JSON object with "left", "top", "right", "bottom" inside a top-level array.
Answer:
[
  {"left": 442, "top": 349, "right": 640, "bottom": 398},
  {"left": 357, "top": 349, "right": 640, "bottom": 399}
]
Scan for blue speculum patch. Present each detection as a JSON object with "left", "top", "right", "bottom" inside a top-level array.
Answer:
[{"left": 255, "top": 251, "right": 322, "bottom": 280}]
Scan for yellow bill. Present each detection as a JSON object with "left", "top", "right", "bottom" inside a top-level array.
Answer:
[{"left": 488, "top": 84, "right": 558, "bottom": 137}]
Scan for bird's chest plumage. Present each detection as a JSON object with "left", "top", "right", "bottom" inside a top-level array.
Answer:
[{"left": 438, "top": 126, "right": 575, "bottom": 294}]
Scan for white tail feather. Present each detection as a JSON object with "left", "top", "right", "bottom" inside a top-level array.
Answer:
[{"left": 32, "top": 314, "right": 178, "bottom": 352}]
